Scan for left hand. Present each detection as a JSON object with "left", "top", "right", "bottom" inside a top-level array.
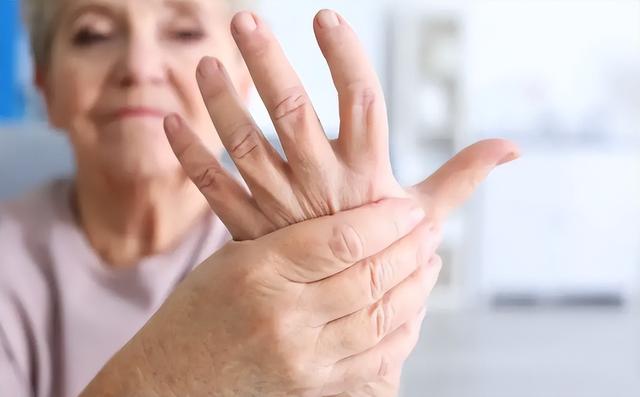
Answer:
[{"left": 164, "top": 9, "right": 519, "bottom": 396}]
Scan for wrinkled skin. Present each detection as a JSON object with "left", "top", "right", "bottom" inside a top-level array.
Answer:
[
  {"left": 81, "top": 199, "right": 441, "bottom": 397},
  {"left": 165, "top": 9, "right": 519, "bottom": 397}
]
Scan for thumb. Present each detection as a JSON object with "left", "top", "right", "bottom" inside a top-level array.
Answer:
[{"left": 410, "top": 138, "right": 520, "bottom": 223}]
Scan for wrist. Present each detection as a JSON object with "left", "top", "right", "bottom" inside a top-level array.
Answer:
[{"left": 79, "top": 333, "right": 164, "bottom": 397}]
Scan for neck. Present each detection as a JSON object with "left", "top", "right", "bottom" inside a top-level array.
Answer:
[{"left": 73, "top": 168, "right": 210, "bottom": 268}]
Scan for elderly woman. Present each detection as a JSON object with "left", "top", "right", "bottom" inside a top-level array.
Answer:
[{"left": 0, "top": 0, "right": 518, "bottom": 396}]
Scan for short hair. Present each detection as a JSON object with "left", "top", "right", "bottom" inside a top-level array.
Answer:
[{"left": 21, "top": 0, "right": 256, "bottom": 69}]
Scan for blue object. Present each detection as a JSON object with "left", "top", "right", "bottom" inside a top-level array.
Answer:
[{"left": 0, "top": 0, "right": 25, "bottom": 120}]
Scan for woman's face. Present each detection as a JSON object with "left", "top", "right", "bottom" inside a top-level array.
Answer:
[{"left": 42, "top": 0, "right": 249, "bottom": 179}]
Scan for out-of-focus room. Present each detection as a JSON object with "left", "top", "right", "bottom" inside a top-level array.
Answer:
[{"left": 1, "top": 0, "right": 639, "bottom": 396}]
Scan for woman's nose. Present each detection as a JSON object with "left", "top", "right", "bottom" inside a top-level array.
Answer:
[{"left": 113, "top": 33, "right": 167, "bottom": 88}]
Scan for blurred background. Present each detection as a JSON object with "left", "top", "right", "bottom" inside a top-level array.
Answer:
[{"left": 1, "top": 0, "right": 639, "bottom": 395}]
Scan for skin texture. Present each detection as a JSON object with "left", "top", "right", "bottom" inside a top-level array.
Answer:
[
  {"left": 163, "top": 10, "right": 519, "bottom": 239},
  {"left": 80, "top": 199, "right": 441, "bottom": 397},
  {"left": 35, "top": 0, "right": 518, "bottom": 395},
  {"left": 163, "top": 10, "right": 519, "bottom": 395},
  {"left": 39, "top": 0, "right": 253, "bottom": 266}
]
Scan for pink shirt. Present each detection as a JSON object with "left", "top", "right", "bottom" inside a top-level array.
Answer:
[{"left": 0, "top": 179, "right": 230, "bottom": 397}]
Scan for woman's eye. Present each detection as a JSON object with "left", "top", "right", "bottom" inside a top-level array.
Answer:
[
  {"left": 172, "top": 30, "right": 205, "bottom": 42},
  {"left": 73, "top": 29, "right": 111, "bottom": 46}
]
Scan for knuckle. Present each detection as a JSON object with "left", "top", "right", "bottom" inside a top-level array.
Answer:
[
  {"left": 376, "top": 352, "right": 391, "bottom": 378},
  {"left": 371, "top": 294, "right": 394, "bottom": 342},
  {"left": 259, "top": 309, "right": 296, "bottom": 351},
  {"left": 194, "top": 165, "right": 225, "bottom": 193},
  {"left": 256, "top": 317, "right": 311, "bottom": 385},
  {"left": 285, "top": 357, "right": 308, "bottom": 381},
  {"left": 366, "top": 257, "right": 391, "bottom": 302},
  {"left": 402, "top": 321, "right": 422, "bottom": 355},
  {"left": 345, "top": 82, "right": 379, "bottom": 110},
  {"left": 228, "top": 123, "right": 262, "bottom": 160},
  {"left": 273, "top": 88, "right": 309, "bottom": 125},
  {"left": 328, "top": 223, "right": 365, "bottom": 263},
  {"left": 277, "top": 349, "right": 311, "bottom": 385}
]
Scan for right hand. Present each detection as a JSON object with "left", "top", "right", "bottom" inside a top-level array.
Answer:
[
  {"left": 81, "top": 198, "right": 441, "bottom": 397},
  {"left": 162, "top": 10, "right": 517, "bottom": 396},
  {"left": 163, "top": 10, "right": 519, "bottom": 241}
]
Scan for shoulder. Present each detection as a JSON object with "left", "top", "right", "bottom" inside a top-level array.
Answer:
[
  {"left": 0, "top": 180, "right": 72, "bottom": 392},
  {"left": 0, "top": 178, "right": 71, "bottom": 234},
  {"left": 0, "top": 178, "right": 73, "bottom": 299},
  {"left": 0, "top": 178, "right": 75, "bottom": 312},
  {"left": 0, "top": 177, "right": 72, "bottom": 242},
  {"left": 0, "top": 179, "right": 76, "bottom": 299}
]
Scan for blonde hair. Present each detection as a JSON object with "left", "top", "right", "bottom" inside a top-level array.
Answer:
[{"left": 21, "top": 0, "right": 256, "bottom": 69}]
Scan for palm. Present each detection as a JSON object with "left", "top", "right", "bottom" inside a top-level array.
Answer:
[{"left": 165, "top": 9, "right": 518, "bottom": 397}]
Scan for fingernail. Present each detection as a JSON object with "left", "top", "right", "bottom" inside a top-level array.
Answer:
[
  {"left": 317, "top": 9, "right": 340, "bottom": 28},
  {"left": 164, "top": 113, "right": 181, "bottom": 134},
  {"left": 406, "top": 206, "right": 426, "bottom": 230},
  {"left": 233, "top": 12, "right": 257, "bottom": 34},
  {"left": 497, "top": 151, "right": 520, "bottom": 166},
  {"left": 197, "top": 57, "right": 219, "bottom": 79}
]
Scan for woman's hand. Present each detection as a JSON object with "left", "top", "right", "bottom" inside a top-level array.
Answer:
[
  {"left": 164, "top": 10, "right": 519, "bottom": 240},
  {"left": 81, "top": 200, "right": 440, "bottom": 397},
  {"left": 163, "top": 9, "right": 519, "bottom": 396}
]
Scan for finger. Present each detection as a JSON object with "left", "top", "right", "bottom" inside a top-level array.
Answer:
[
  {"left": 316, "top": 255, "right": 441, "bottom": 364},
  {"left": 164, "top": 113, "right": 272, "bottom": 240},
  {"left": 412, "top": 138, "right": 520, "bottom": 223},
  {"left": 333, "top": 311, "right": 427, "bottom": 395},
  {"left": 313, "top": 9, "right": 390, "bottom": 168},
  {"left": 322, "top": 306, "right": 427, "bottom": 395},
  {"left": 261, "top": 198, "right": 426, "bottom": 283},
  {"left": 230, "top": 12, "right": 337, "bottom": 185},
  {"left": 196, "top": 56, "right": 304, "bottom": 227},
  {"left": 301, "top": 222, "right": 441, "bottom": 325}
]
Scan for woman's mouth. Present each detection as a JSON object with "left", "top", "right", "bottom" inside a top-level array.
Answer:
[{"left": 113, "top": 106, "right": 167, "bottom": 119}]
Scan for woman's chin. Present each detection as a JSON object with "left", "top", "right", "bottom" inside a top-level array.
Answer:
[
  {"left": 74, "top": 118, "right": 217, "bottom": 182},
  {"left": 110, "top": 147, "right": 183, "bottom": 181},
  {"left": 87, "top": 137, "right": 183, "bottom": 182}
]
